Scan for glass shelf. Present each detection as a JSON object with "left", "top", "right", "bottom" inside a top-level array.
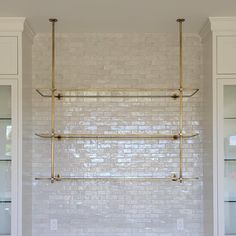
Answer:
[
  {"left": 36, "top": 87, "right": 199, "bottom": 99},
  {"left": 0, "top": 159, "right": 11, "bottom": 162},
  {"left": 35, "top": 132, "right": 199, "bottom": 140},
  {"left": 35, "top": 174, "right": 199, "bottom": 183},
  {"left": 0, "top": 200, "right": 11, "bottom": 203}
]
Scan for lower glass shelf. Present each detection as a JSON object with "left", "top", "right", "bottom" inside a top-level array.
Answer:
[
  {"left": 35, "top": 132, "right": 199, "bottom": 140},
  {"left": 35, "top": 174, "right": 199, "bottom": 183}
]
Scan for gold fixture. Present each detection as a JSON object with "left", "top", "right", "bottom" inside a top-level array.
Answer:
[
  {"left": 35, "top": 18, "right": 199, "bottom": 183},
  {"left": 177, "top": 18, "right": 185, "bottom": 183},
  {"left": 49, "top": 18, "right": 57, "bottom": 181}
]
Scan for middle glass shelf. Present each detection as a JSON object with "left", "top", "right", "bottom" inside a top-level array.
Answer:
[
  {"left": 36, "top": 87, "right": 199, "bottom": 99},
  {"left": 35, "top": 132, "right": 199, "bottom": 140}
]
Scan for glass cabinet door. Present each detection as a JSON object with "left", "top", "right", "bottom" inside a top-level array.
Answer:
[
  {"left": 0, "top": 86, "right": 12, "bottom": 236},
  {"left": 224, "top": 85, "right": 236, "bottom": 236}
]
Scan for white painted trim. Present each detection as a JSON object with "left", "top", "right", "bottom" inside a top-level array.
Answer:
[
  {"left": 16, "top": 33, "right": 22, "bottom": 236},
  {"left": 212, "top": 36, "right": 218, "bottom": 236},
  {"left": 200, "top": 17, "right": 236, "bottom": 42},
  {"left": 0, "top": 18, "right": 25, "bottom": 32},
  {"left": 217, "top": 78, "right": 225, "bottom": 236},
  {"left": 0, "top": 18, "right": 35, "bottom": 43},
  {"left": 0, "top": 79, "right": 18, "bottom": 236},
  {"left": 209, "top": 17, "right": 236, "bottom": 32}
]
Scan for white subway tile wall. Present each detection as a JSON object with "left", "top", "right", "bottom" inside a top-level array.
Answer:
[{"left": 32, "top": 33, "right": 203, "bottom": 236}]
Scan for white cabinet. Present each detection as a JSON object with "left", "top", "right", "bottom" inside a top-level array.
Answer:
[
  {"left": 201, "top": 17, "right": 236, "bottom": 236},
  {"left": 0, "top": 18, "right": 34, "bottom": 236},
  {"left": 0, "top": 37, "right": 18, "bottom": 75}
]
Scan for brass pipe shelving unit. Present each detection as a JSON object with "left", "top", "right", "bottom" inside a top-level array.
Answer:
[{"left": 35, "top": 18, "right": 199, "bottom": 183}]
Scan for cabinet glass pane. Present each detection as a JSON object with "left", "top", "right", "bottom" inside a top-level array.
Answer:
[
  {"left": 0, "top": 162, "right": 11, "bottom": 200},
  {"left": 0, "top": 203, "right": 11, "bottom": 235},
  {"left": 0, "top": 85, "right": 11, "bottom": 235},
  {"left": 224, "top": 85, "right": 236, "bottom": 235}
]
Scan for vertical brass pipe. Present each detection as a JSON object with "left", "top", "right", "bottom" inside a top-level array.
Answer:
[
  {"left": 177, "top": 18, "right": 185, "bottom": 183},
  {"left": 49, "top": 18, "right": 58, "bottom": 183}
]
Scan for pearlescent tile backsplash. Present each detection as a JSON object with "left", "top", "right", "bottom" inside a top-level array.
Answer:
[{"left": 32, "top": 33, "right": 203, "bottom": 236}]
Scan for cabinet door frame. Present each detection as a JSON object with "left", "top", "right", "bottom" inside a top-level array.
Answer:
[
  {"left": 217, "top": 78, "right": 236, "bottom": 236},
  {"left": 0, "top": 78, "right": 18, "bottom": 236}
]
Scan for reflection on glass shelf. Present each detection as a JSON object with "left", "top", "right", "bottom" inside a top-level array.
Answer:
[
  {"left": 0, "top": 119, "right": 11, "bottom": 161},
  {"left": 0, "top": 202, "right": 11, "bottom": 235},
  {"left": 0, "top": 162, "right": 11, "bottom": 201},
  {"left": 224, "top": 162, "right": 236, "bottom": 201},
  {"left": 224, "top": 120, "right": 236, "bottom": 160},
  {"left": 225, "top": 202, "right": 236, "bottom": 235}
]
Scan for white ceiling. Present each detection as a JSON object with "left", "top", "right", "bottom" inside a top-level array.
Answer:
[{"left": 1, "top": 0, "right": 236, "bottom": 33}]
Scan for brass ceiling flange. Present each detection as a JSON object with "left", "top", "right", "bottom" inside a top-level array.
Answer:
[
  {"left": 176, "top": 18, "right": 185, "bottom": 23},
  {"left": 49, "top": 18, "right": 58, "bottom": 23}
]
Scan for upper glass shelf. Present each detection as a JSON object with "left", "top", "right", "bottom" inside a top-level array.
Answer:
[{"left": 36, "top": 88, "right": 199, "bottom": 99}]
